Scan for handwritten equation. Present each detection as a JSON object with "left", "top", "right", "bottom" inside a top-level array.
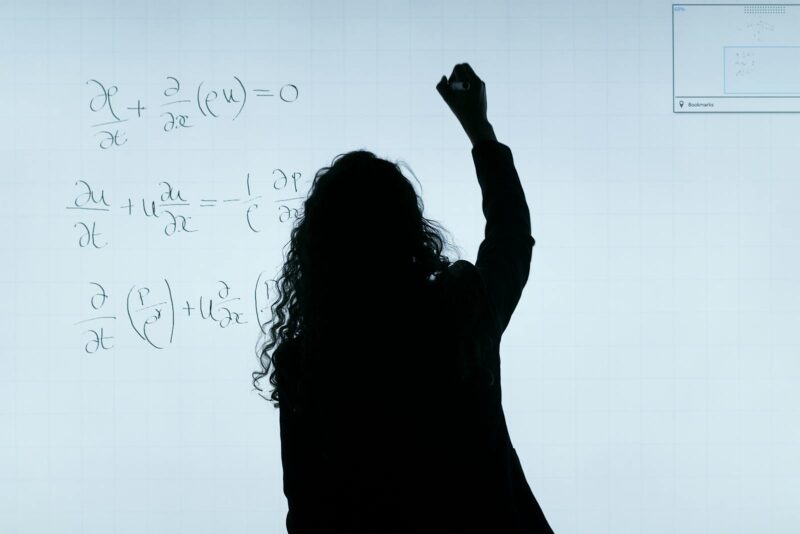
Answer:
[
  {"left": 66, "top": 169, "right": 305, "bottom": 248},
  {"left": 731, "top": 49, "right": 756, "bottom": 77},
  {"left": 87, "top": 75, "right": 300, "bottom": 149},
  {"left": 74, "top": 272, "right": 277, "bottom": 353}
]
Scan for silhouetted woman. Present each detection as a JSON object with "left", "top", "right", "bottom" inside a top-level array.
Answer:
[{"left": 254, "top": 63, "right": 554, "bottom": 533}]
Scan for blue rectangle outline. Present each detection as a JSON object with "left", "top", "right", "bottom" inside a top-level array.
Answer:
[{"left": 723, "top": 45, "right": 800, "bottom": 95}]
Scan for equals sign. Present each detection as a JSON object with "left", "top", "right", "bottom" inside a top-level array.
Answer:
[
  {"left": 200, "top": 199, "right": 218, "bottom": 207},
  {"left": 253, "top": 89, "right": 273, "bottom": 97}
]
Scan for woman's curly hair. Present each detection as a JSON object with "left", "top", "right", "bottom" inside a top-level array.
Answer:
[{"left": 252, "top": 149, "right": 492, "bottom": 410}]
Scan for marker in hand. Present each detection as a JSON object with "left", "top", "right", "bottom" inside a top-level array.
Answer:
[{"left": 450, "top": 81, "right": 470, "bottom": 91}]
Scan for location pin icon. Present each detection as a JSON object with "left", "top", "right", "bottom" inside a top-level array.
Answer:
[{"left": 679, "top": 100, "right": 684, "bottom": 108}]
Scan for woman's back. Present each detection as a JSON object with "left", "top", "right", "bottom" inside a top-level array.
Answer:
[
  {"left": 278, "top": 266, "right": 496, "bottom": 531},
  {"left": 278, "top": 260, "right": 550, "bottom": 532}
]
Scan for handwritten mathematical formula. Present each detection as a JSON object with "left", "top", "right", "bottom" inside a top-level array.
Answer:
[
  {"left": 87, "top": 75, "right": 300, "bottom": 149},
  {"left": 731, "top": 50, "right": 756, "bottom": 77},
  {"left": 74, "top": 273, "right": 277, "bottom": 353},
  {"left": 67, "top": 169, "right": 306, "bottom": 248}
]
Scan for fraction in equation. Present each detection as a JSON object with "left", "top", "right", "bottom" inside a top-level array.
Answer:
[
  {"left": 74, "top": 275, "right": 280, "bottom": 353},
  {"left": 66, "top": 169, "right": 306, "bottom": 248},
  {"left": 87, "top": 75, "right": 300, "bottom": 149}
]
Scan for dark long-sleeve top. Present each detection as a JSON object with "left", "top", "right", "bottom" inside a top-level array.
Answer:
[{"left": 277, "top": 140, "right": 553, "bottom": 533}]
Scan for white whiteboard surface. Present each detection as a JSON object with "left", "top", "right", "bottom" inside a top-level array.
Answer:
[{"left": 3, "top": 1, "right": 800, "bottom": 532}]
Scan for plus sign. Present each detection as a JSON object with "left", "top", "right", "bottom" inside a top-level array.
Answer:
[{"left": 126, "top": 99, "right": 146, "bottom": 117}]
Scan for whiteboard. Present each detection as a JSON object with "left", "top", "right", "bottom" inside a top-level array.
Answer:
[{"left": 3, "top": 1, "right": 800, "bottom": 533}]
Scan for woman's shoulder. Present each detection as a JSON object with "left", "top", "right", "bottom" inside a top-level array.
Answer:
[
  {"left": 437, "top": 260, "right": 498, "bottom": 335},
  {"left": 432, "top": 259, "right": 480, "bottom": 299},
  {"left": 446, "top": 258, "right": 479, "bottom": 278}
]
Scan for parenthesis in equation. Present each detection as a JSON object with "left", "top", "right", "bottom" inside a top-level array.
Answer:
[
  {"left": 233, "top": 76, "right": 246, "bottom": 120},
  {"left": 196, "top": 80, "right": 206, "bottom": 117},
  {"left": 164, "top": 278, "right": 175, "bottom": 343},
  {"left": 254, "top": 271, "right": 272, "bottom": 336}
]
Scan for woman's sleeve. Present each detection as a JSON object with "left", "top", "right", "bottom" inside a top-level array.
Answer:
[{"left": 469, "top": 139, "right": 535, "bottom": 343}]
